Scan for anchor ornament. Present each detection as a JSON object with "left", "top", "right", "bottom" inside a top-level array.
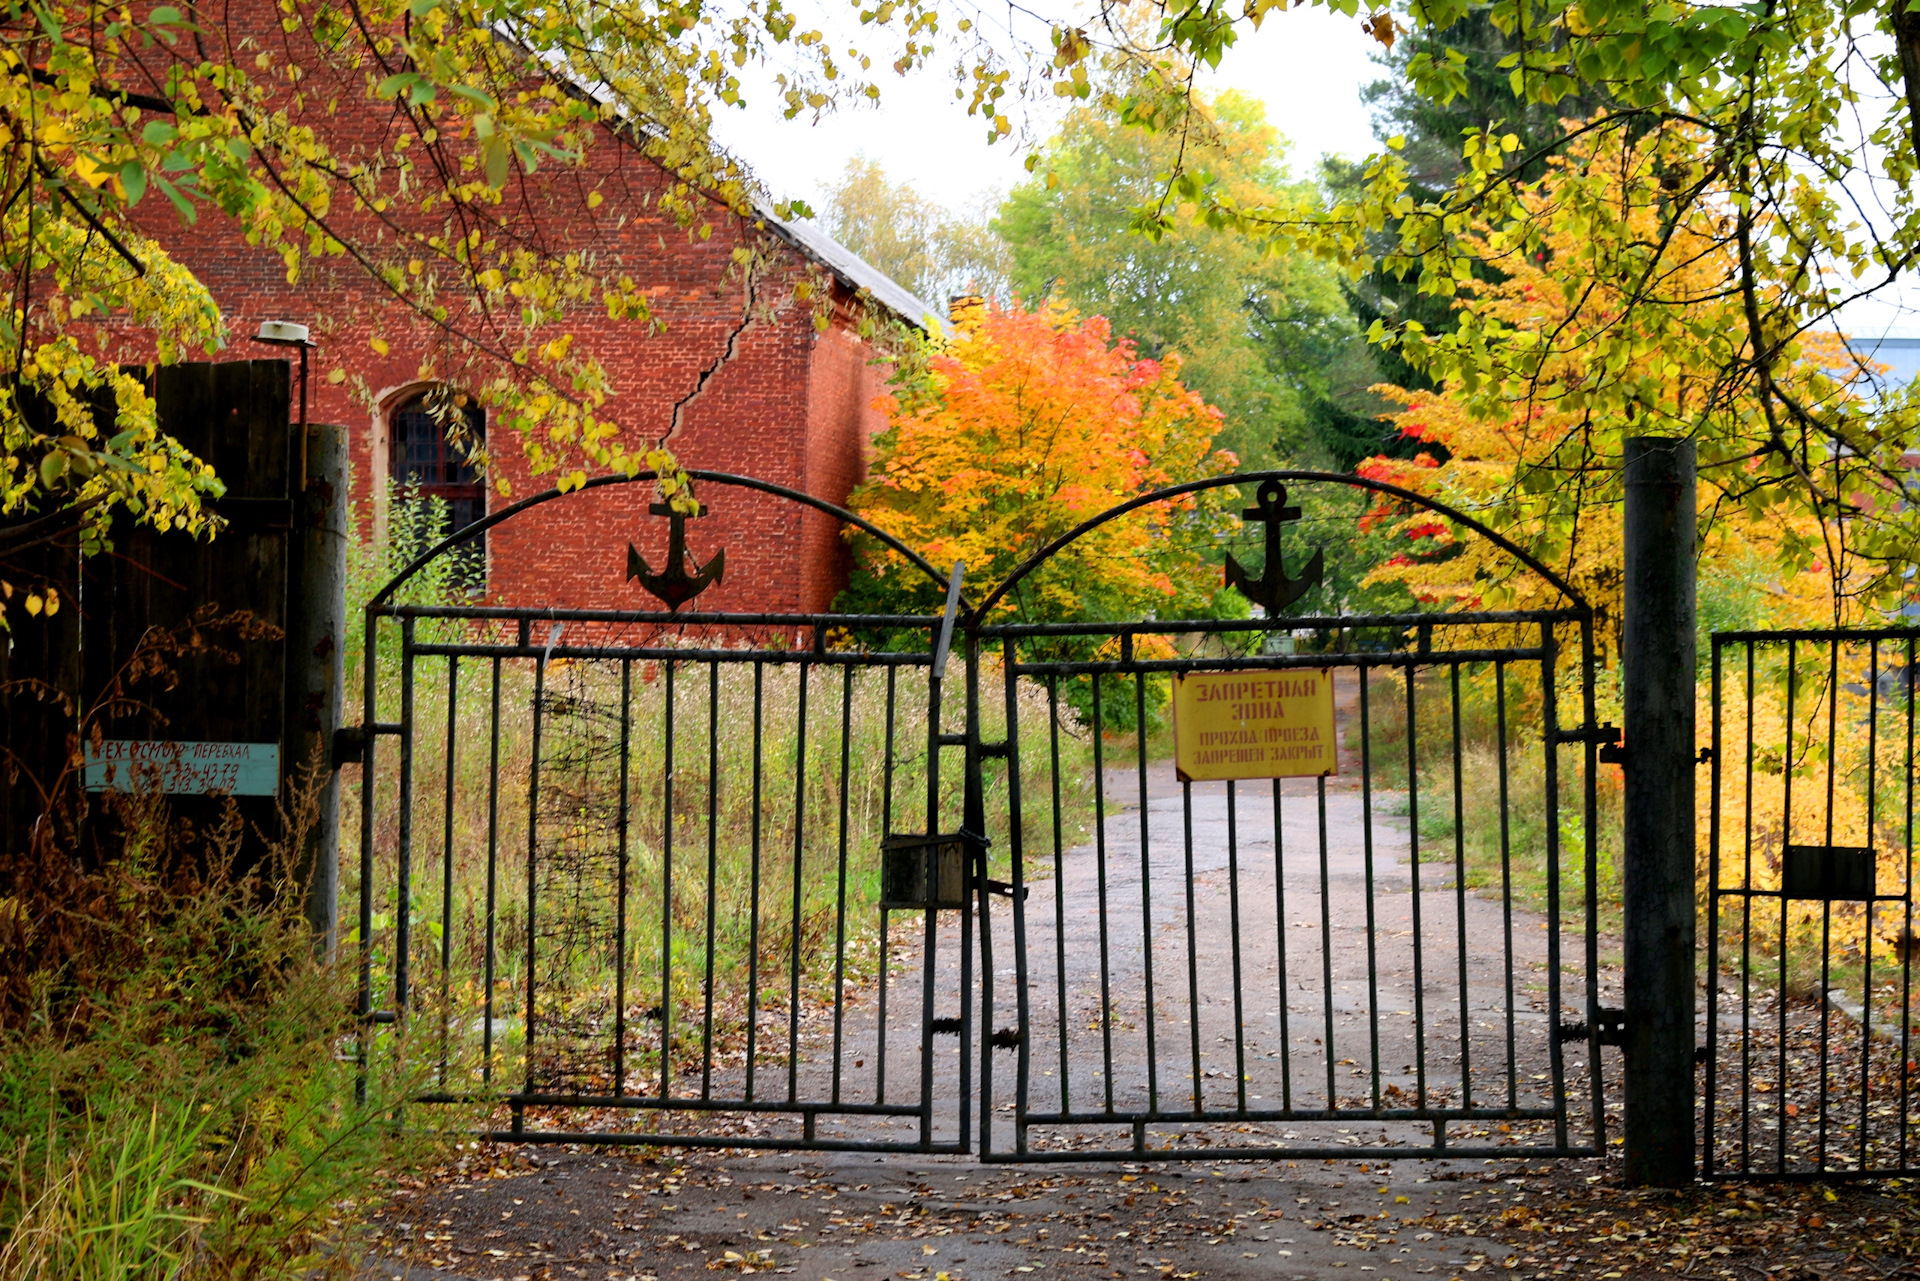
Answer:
[
  {"left": 627, "top": 501, "right": 726, "bottom": 610},
  {"left": 1224, "top": 480, "right": 1324, "bottom": 613}
]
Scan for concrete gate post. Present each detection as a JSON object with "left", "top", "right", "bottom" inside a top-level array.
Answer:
[
  {"left": 290, "top": 423, "right": 348, "bottom": 955},
  {"left": 1621, "top": 435, "right": 1698, "bottom": 1186}
]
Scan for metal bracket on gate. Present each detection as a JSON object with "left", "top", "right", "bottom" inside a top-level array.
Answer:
[
  {"left": 984, "top": 878, "right": 1028, "bottom": 901},
  {"left": 1554, "top": 722, "right": 1623, "bottom": 764},
  {"left": 1557, "top": 1006, "right": 1626, "bottom": 1046}
]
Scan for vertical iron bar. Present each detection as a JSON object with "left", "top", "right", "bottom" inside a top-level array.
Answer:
[
  {"left": 1092, "top": 677, "right": 1114, "bottom": 1113},
  {"left": 1273, "top": 773, "right": 1293, "bottom": 1113},
  {"left": 1360, "top": 664, "right": 1382, "bottom": 1112},
  {"left": 1495, "top": 662, "right": 1517, "bottom": 1112},
  {"left": 1450, "top": 662, "right": 1470, "bottom": 1112},
  {"left": 1862, "top": 641, "right": 1878, "bottom": 1171},
  {"left": 661, "top": 659, "right": 677, "bottom": 1101},
  {"left": 397, "top": 617, "right": 417, "bottom": 1016},
  {"left": 437, "top": 653, "right": 458, "bottom": 1085},
  {"left": 1538, "top": 620, "right": 1567, "bottom": 1152},
  {"left": 1579, "top": 616, "right": 1604, "bottom": 1156},
  {"left": 483, "top": 655, "right": 501, "bottom": 1084},
  {"left": 1740, "top": 641, "right": 1755, "bottom": 1172},
  {"left": 831, "top": 664, "right": 854, "bottom": 1104},
  {"left": 1780, "top": 638, "right": 1796, "bottom": 1174},
  {"left": 614, "top": 658, "right": 633, "bottom": 1096},
  {"left": 525, "top": 647, "right": 547, "bottom": 1095},
  {"left": 1049, "top": 674, "right": 1071, "bottom": 1116},
  {"left": 1227, "top": 781, "right": 1248, "bottom": 1115},
  {"left": 1404, "top": 661, "right": 1424, "bottom": 1111},
  {"left": 876, "top": 663, "right": 897, "bottom": 1107},
  {"left": 1183, "top": 778, "right": 1204, "bottom": 1114},
  {"left": 963, "top": 631, "right": 982, "bottom": 1156},
  {"left": 747, "top": 660, "right": 766, "bottom": 1104},
  {"left": 355, "top": 609, "right": 379, "bottom": 1104},
  {"left": 1819, "top": 637, "right": 1839, "bottom": 1172},
  {"left": 919, "top": 642, "right": 941, "bottom": 1148},
  {"left": 1319, "top": 771, "right": 1336, "bottom": 1110},
  {"left": 1705, "top": 639, "right": 1721, "bottom": 1175},
  {"left": 1903, "top": 636, "right": 1916, "bottom": 1170},
  {"left": 1004, "top": 639, "right": 1032, "bottom": 1154},
  {"left": 789, "top": 658, "right": 811, "bottom": 1106},
  {"left": 1138, "top": 670, "right": 1160, "bottom": 1118},
  {"left": 702, "top": 661, "right": 722, "bottom": 1102}
]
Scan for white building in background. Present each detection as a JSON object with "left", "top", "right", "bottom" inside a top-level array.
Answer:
[{"left": 1853, "top": 332, "right": 1920, "bottom": 387}]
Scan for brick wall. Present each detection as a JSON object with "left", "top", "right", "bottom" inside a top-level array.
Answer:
[
  {"left": 93, "top": 0, "right": 903, "bottom": 615},
  {"left": 800, "top": 324, "right": 895, "bottom": 612}
]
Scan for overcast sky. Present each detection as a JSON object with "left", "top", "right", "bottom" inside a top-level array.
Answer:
[{"left": 708, "top": 5, "right": 1385, "bottom": 215}]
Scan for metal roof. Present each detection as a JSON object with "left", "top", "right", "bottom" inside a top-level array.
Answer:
[{"left": 761, "top": 212, "right": 946, "bottom": 332}]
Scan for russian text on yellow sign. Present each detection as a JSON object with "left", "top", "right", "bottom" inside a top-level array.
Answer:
[{"left": 1172, "top": 669, "right": 1337, "bottom": 782}]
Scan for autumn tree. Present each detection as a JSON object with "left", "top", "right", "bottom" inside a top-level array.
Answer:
[
  {"left": 996, "top": 77, "right": 1358, "bottom": 471},
  {"left": 1357, "top": 123, "right": 1858, "bottom": 645},
  {"left": 843, "top": 297, "right": 1240, "bottom": 625},
  {"left": 1309, "top": 8, "right": 1614, "bottom": 465}
]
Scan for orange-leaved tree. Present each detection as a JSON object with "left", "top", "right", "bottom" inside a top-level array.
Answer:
[{"left": 843, "top": 298, "right": 1241, "bottom": 628}]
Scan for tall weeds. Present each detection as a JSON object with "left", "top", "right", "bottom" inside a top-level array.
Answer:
[
  {"left": 0, "top": 621, "right": 443, "bottom": 1281},
  {"left": 1361, "top": 660, "right": 1625, "bottom": 932}
]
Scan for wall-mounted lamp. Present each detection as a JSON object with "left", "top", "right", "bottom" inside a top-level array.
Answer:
[{"left": 251, "top": 320, "right": 317, "bottom": 490}]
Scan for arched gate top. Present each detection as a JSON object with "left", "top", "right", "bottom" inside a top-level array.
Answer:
[
  {"left": 964, "top": 469, "right": 1592, "bottom": 625},
  {"left": 366, "top": 468, "right": 966, "bottom": 614}
]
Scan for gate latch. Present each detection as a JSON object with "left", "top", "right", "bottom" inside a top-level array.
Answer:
[
  {"left": 332, "top": 722, "right": 400, "bottom": 768},
  {"left": 880, "top": 833, "right": 980, "bottom": 910},
  {"left": 1555, "top": 723, "right": 1623, "bottom": 764},
  {"left": 985, "top": 878, "right": 1029, "bottom": 902}
]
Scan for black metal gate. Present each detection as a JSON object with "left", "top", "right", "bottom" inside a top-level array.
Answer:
[
  {"left": 1705, "top": 627, "right": 1920, "bottom": 1178},
  {"left": 352, "top": 468, "right": 1611, "bottom": 1159},
  {"left": 968, "top": 473, "right": 1610, "bottom": 1161},
  {"left": 353, "top": 473, "right": 980, "bottom": 1151}
]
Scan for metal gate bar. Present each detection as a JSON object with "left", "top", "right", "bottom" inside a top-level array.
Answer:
[
  {"left": 361, "top": 605, "right": 975, "bottom": 1151},
  {"left": 978, "top": 610, "right": 1605, "bottom": 1161},
  {"left": 1706, "top": 627, "right": 1920, "bottom": 1178}
]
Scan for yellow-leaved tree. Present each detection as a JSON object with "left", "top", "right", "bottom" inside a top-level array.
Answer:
[
  {"left": 1357, "top": 121, "right": 1862, "bottom": 649},
  {"left": 1357, "top": 120, "right": 1892, "bottom": 972}
]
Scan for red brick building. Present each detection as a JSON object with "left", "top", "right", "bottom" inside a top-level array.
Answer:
[{"left": 120, "top": 3, "right": 938, "bottom": 615}]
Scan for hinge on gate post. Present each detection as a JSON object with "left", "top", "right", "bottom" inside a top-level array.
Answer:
[
  {"left": 331, "top": 725, "right": 366, "bottom": 768},
  {"left": 1557, "top": 1007, "right": 1626, "bottom": 1045},
  {"left": 1696, "top": 746, "right": 1715, "bottom": 764},
  {"left": 332, "top": 722, "right": 401, "bottom": 767}
]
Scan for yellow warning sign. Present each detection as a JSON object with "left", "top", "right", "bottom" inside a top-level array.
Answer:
[{"left": 1172, "top": 669, "right": 1337, "bottom": 782}]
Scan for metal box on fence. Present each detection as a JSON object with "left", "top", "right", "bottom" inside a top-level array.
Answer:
[
  {"left": 880, "top": 833, "right": 971, "bottom": 910},
  {"left": 1783, "top": 844, "right": 1875, "bottom": 901}
]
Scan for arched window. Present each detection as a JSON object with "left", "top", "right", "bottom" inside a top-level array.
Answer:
[{"left": 389, "top": 388, "right": 486, "bottom": 586}]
